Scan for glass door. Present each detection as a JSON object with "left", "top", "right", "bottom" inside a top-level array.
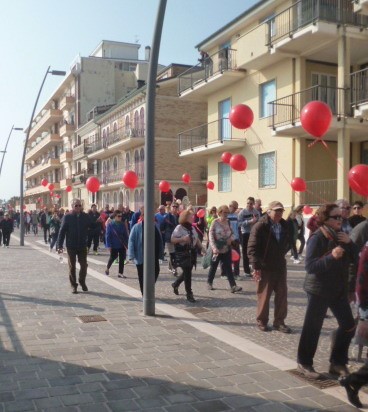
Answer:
[{"left": 219, "top": 98, "right": 231, "bottom": 141}]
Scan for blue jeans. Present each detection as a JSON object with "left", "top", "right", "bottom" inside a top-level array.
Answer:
[
  {"left": 207, "top": 249, "right": 236, "bottom": 287},
  {"left": 297, "top": 293, "right": 355, "bottom": 366}
]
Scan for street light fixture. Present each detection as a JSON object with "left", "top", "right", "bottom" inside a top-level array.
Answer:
[
  {"left": 20, "top": 66, "right": 66, "bottom": 246},
  {"left": 0, "top": 125, "right": 23, "bottom": 178}
]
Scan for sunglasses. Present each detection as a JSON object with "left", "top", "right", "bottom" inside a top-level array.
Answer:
[
  {"left": 116, "top": 215, "right": 122, "bottom": 218},
  {"left": 74, "top": 204, "right": 82, "bottom": 207},
  {"left": 172, "top": 206, "right": 178, "bottom": 208},
  {"left": 353, "top": 206, "right": 362, "bottom": 210},
  {"left": 329, "top": 215, "right": 342, "bottom": 220}
]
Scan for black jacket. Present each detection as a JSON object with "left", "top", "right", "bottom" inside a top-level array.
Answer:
[
  {"left": 247, "top": 215, "right": 289, "bottom": 271},
  {"left": 304, "top": 228, "right": 358, "bottom": 298},
  {"left": 88, "top": 211, "right": 101, "bottom": 234},
  {"left": 56, "top": 212, "right": 90, "bottom": 250},
  {"left": 0, "top": 219, "right": 13, "bottom": 233}
]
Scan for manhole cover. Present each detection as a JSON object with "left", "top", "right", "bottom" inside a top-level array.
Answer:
[
  {"left": 288, "top": 369, "right": 339, "bottom": 389},
  {"left": 185, "top": 307, "right": 211, "bottom": 314},
  {"left": 77, "top": 315, "right": 107, "bottom": 323}
]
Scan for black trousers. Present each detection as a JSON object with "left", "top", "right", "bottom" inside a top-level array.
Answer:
[
  {"left": 0, "top": 230, "right": 2, "bottom": 245},
  {"left": 67, "top": 248, "right": 88, "bottom": 288},
  {"left": 2, "top": 231, "right": 11, "bottom": 246},
  {"left": 297, "top": 233, "right": 305, "bottom": 254},
  {"left": 43, "top": 225, "right": 50, "bottom": 243},
  {"left": 87, "top": 232, "right": 100, "bottom": 252},
  {"left": 136, "top": 260, "right": 160, "bottom": 295},
  {"left": 107, "top": 248, "right": 126, "bottom": 274},
  {"left": 297, "top": 293, "right": 355, "bottom": 366},
  {"left": 241, "top": 233, "right": 251, "bottom": 274},
  {"left": 173, "top": 265, "right": 193, "bottom": 295}
]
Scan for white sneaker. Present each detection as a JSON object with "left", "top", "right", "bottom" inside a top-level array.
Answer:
[{"left": 293, "top": 259, "right": 301, "bottom": 264}]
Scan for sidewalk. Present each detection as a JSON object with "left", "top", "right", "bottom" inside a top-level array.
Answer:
[{"left": 0, "top": 233, "right": 363, "bottom": 411}]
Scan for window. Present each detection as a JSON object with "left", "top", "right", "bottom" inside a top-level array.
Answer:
[
  {"left": 134, "top": 110, "right": 139, "bottom": 131},
  {"left": 219, "top": 99, "right": 231, "bottom": 141},
  {"left": 125, "top": 153, "right": 130, "bottom": 171},
  {"left": 259, "top": 152, "right": 276, "bottom": 188},
  {"left": 260, "top": 79, "right": 276, "bottom": 118},
  {"left": 125, "top": 115, "right": 130, "bottom": 135},
  {"left": 218, "top": 163, "right": 231, "bottom": 192},
  {"left": 311, "top": 73, "right": 337, "bottom": 113},
  {"left": 113, "top": 156, "right": 118, "bottom": 173},
  {"left": 139, "top": 107, "right": 145, "bottom": 136}
]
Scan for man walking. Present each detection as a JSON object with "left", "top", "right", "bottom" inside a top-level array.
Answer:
[
  {"left": 247, "top": 201, "right": 290, "bottom": 332},
  {"left": 57, "top": 199, "right": 90, "bottom": 294},
  {"left": 238, "top": 197, "right": 260, "bottom": 277},
  {"left": 87, "top": 204, "right": 101, "bottom": 255}
]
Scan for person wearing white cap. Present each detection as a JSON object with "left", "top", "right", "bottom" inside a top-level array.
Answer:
[{"left": 248, "top": 201, "right": 291, "bottom": 333}]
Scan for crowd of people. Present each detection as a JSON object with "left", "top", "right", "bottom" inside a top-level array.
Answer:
[{"left": 3, "top": 196, "right": 368, "bottom": 407}]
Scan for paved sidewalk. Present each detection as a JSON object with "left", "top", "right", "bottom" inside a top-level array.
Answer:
[{"left": 0, "top": 234, "right": 364, "bottom": 411}]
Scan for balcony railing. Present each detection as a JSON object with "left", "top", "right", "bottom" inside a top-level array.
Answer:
[
  {"left": 72, "top": 143, "right": 88, "bottom": 159},
  {"left": 178, "top": 48, "right": 237, "bottom": 95},
  {"left": 267, "top": 0, "right": 368, "bottom": 47},
  {"left": 71, "top": 169, "right": 96, "bottom": 185},
  {"left": 178, "top": 118, "right": 233, "bottom": 153},
  {"left": 268, "top": 85, "right": 350, "bottom": 129},
  {"left": 299, "top": 179, "right": 337, "bottom": 204},
  {"left": 351, "top": 67, "right": 368, "bottom": 107}
]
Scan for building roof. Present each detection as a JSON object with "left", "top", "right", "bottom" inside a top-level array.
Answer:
[{"left": 195, "top": 0, "right": 267, "bottom": 49}]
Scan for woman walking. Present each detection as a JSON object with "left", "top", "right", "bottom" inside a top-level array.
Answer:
[
  {"left": 171, "top": 210, "right": 205, "bottom": 303},
  {"left": 105, "top": 211, "right": 129, "bottom": 278},
  {"left": 297, "top": 203, "right": 357, "bottom": 379},
  {"left": 0, "top": 213, "right": 14, "bottom": 247},
  {"left": 207, "top": 205, "right": 242, "bottom": 293},
  {"left": 49, "top": 211, "right": 61, "bottom": 252}
]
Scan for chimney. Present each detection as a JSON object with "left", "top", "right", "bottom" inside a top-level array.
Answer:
[
  {"left": 145, "top": 46, "right": 151, "bottom": 61},
  {"left": 137, "top": 80, "right": 145, "bottom": 89}
]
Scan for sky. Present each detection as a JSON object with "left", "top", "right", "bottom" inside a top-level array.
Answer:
[{"left": 0, "top": 0, "right": 258, "bottom": 202}]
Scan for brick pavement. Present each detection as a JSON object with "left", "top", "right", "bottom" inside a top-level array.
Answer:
[{"left": 0, "top": 231, "right": 364, "bottom": 411}]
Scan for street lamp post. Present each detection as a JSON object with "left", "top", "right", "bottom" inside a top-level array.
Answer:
[
  {"left": 20, "top": 66, "right": 66, "bottom": 246},
  {"left": 0, "top": 125, "right": 23, "bottom": 178},
  {"left": 143, "top": 0, "right": 167, "bottom": 316}
]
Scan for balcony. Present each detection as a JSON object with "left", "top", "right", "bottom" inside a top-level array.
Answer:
[
  {"left": 59, "top": 122, "right": 75, "bottom": 137},
  {"left": 71, "top": 170, "right": 95, "bottom": 186},
  {"left": 299, "top": 179, "right": 337, "bottom": 204},
  {"left": 178, "top": 48, "right": 245, "bottom": 99},
  {"left": 86, "top": 127, "right": 144, "bottom": 159},
  {"left": 25, "top": 133, "right": 61, "bottom": 162},
  {"left": 60, "top": 150, "right": 73, "bottom": 163},
  {"left": 178, "top": 118, "right": 246, "bottom": 157},
  {"left": 268, "top": 85, "right": 368, "bottom": 141},
  {"left": 60, "top": 178, "right": 72, "bottom": 188},
  {"left": 29, "top": 109, "right": 63, "bottom": 142},
  {"left": 267, "top": 0, "right": 368, "bottom": 64},
  {"left": 73, "top": 143, "right": 87, "bottom": 160},
  {"left": 354, "top": 0, "right": 368, "bottom": 15},
  {"left": 24, "top": 181, "right": 60, "bottom": 197},
  {"left": 25, "top": 157, "right": 61, "bottom": 179},
  {"left": 59, "top": 94, "right": 75, "bottom": 111},
  {"left": 351, "top": 67, "right": 368, "bottom": 117}
]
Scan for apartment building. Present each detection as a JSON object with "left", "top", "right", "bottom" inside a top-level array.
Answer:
[
  {"left": 72, "top": 63, "right": 208, "bottom": 211},
  {"left": 24, "top": 40, "right": 151, "bottom": 210},
  {"left": 177, "top": 0, "right": 368, "bottom": 209}
]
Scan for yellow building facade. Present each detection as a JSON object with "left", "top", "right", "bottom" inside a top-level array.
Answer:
[{"left": 177, "top": 0, "right": 368, "bottom": 209}]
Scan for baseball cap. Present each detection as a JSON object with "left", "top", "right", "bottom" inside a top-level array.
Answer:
[{"left": 267, "top": 201, "right": 285, "bottom": 211}]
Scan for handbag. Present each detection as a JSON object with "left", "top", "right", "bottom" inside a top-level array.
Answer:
[{"left": 202, "top": 246, "right": 213, "bottom": 269}]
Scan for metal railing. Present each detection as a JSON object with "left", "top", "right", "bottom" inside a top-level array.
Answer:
[
  {"left": 266, "top": 0, "right": 368, "bottom": 47},
  {"left": 268, "top": 85, "right": 350, "bottom": 129},
  {"left": 178, "top": 48, "right": 237, "bottom": 95},
  {"left": 299, "top": 179, "right": 337, "bottom": 204},
  {"left": 351, "top": 67, "right": 368, "bottom": 107},
  {"left": 178, "top": 118, "right": 233, "bottom": 153}
]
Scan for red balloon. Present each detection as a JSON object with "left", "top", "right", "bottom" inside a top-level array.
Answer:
[
  {"left": 48, "top": 183, "right": 55, "bottom": 191},
  {"left": 37, "top": 197, "right": 42, "bottom": 203},
  {"left": 122, "top": 170, "right": 139, "bottom": 189},
  {"left": 303, "top": 205, "right": 313, "bottom": 214},
  {"left": 291, "top": 177, "right": 307, "bottom": 192},
  {"left": 231, "top": 249, "right": 240, "bottom": 262},
  {"left": 196, "top": 209, "right": 205, "bottom": 218},
  {"left": 86, "top": 176, "right": 100, "bottom": 193},
  {"left": 206, "top": 181, "right": 214, "bottom": 190},
  {"left": 55, "top": 194, "right": 61, "bottom": 199},
  {"left": 221, "top": 152, "right": 232, "bottom": 164},
  {"left": 182, "top": 173, "right": 191, "bottom": 184},
  {"left": 41, "top": 178, "right": 48, "bottom": 187},
  {"left": 159, "top": 180, "right": 171, "bottom": 193},
  {"left": 229, "top": 104, "right": 254, "bottom": 129},
  {"left": 300, "top": 101, "right": 332, "bottom": 138},
  {"left": 66, "top": 185, "right": 72, "bottom": 193},
  {"left": 229, "top": 154, "right": 247, "bottom": 172},
  {"left": 348, "top": 164, "right": 368, "bottom": 197}
]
